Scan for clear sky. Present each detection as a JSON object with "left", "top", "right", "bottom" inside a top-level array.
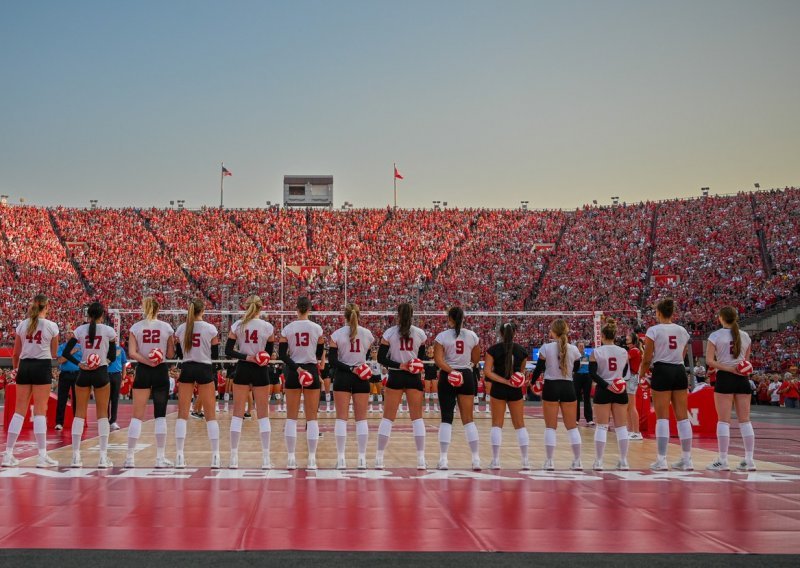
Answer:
[{"left": 1, "top": 0, "right": 798, "bottom": 210}]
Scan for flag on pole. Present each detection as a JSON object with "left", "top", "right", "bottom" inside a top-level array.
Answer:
[
  {"left": 222, "top": 166, "right": 233, "bottom": 177},
  {"left": 394, "top": 166, "right": 403, "bottom": 180}
]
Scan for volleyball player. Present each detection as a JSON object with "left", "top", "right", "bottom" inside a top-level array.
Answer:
[
  {"left": 322, "top": 350, "right": 334, "bottom": 414},
  {"left": 224, "top": 295, "right": 276, "bottom": 469},
  {"left": 376, "top": 303, "right": 428, "bottom": 470},
  {"left": 640, "top": 298, "right": 692, "bottom": 471},
  {"left": 2, "top": 295, "right": 59, "bottom": 468},
  {"left": 706, "top": 306, "right": 756, "bottom": 471},
  {"left": 433, "top": 307, "right": 481, "bottom": 470},
  {"left": 483, "top": 322, "right": 530, "bottom": 470},
  {"left": 589, "top": 318, "right": 630, "bottom": 470},
  {"left": 174, "top": 299, "right": 221, "bottom": 468},
  {"left": 328, "top": 303, "right": 375, "bottom": 470},
  {"left": 531, "top": 319, "right": 582, "bottom": 470},
  {"left": 125, "top": 297, "right": 176, "bottom": 468},
  {"left": 625, "top": 332, "right": 644, "bottom": 440},
  {"left": 278, "top": 296, "right": 325, "bottom": 470},
  {"left": 63, "top": 302, "right": 118, "bottom": 468},
  {"left": 423, "top": 344, "right": 437, "bottom": 413}
]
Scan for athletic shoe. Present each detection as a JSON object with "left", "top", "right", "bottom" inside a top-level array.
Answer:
[
  {"left": 616, "top": 459, "right": 630, "bottom": 471},
  {"left": 671, "top": 457, "right": 694, "bottom": 471},
  {"left": 98, "top": 455, "right": 113, "bottom": 469},
  {"left": 628, "top": 432, "right": 644, "bottom": 441},
  {"left": 650, "top": 458, "right": 668, "bottom": 471},
  {"left": 123, "top": 456, "right": 136, "bottom": 469},
  {"left": 110, "top": 422, "right": 121, "bottom": 431},
  {"left": 737, "top": 459, "right": 757, "bottom": 472},
  {"left": 244, "top": 412, "right": 251, "bottom": 419},
  {"left": 156, "top": 457, "right": 174, "bottom": 468},
  {"left": 306, "top": 456, "right": 317, "bottom": 471},
  {"left": 489, "top": 459, "right": 501, "bottom": 470},
  {"left": 587, "top": 421, "right": 595, "bottom": 427},
  {"left": 592, "top": 460, "right": 604, "bottom": 471},
  {"left": 437, "top": 457, "right": 449, "bottom": 470},
  {"left": 211, "top": 453, "right": 221, "bottom": 469},
  {"left": 374, "top": 455, "right": 385, "bottom": 470},
  {"left": 55, "top": 424, "right": 63, "bottom": 431},
  {"left": 190, "top": 411, "right": 203, "bottom": 420},
  {"left": 357, "top": 456, "right": 367, "bottom": 470},
  {"left": 287, "top": 454, "right": 298, "bottom": 470},
  {"left": 229, "top": 451, "right": 239, "bottom": 469},
  {"left": 424, "top": 405, "right": 430, "bottom": 413},
  {"left": 706, "top": 459, "right": 730, "bottom": 471},
  {"left": 36, "top": 454, "right": 59, "bottom": 468},
  {"left": 471, "top": 457, "right": 482, "bottom": 471},
  {"left": 70, "top": 453, "right": 82, "bottom": 468},
  {"left": 261, "top": 456, "right": 273, "bottom": 470},
  {"left": 2, "top": 453, "right": 19, "bottom": 467},
  {"left": 542, "top": 459, "right": 554, "bottom": 471},
  {"left": 416, "top": 456, "right": 428, "bottom": 470},
  {"left": 336, "top": 456, "right": 347, "bottom": 470},
  {"left": 175, "top": 453, "right": 186, "bottom": 469},
  {"left": 570, "top": 459, "right": 583, "bottom": 471},
  {"left": 520, "top": 458, "right": 530, "bottom": 471}
]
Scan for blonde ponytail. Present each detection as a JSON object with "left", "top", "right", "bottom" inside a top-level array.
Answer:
[
  {"left": 143, "top": 297, "right": 159, "bottom": 320},
  {"left": 345, "top": 303, "right": 360, "bottom": 340},
  {"left": 184, "top": 298, "right": 204, "bottom": 352},
  {"left": 27, "top": 294, "right": 48, "bottom": 337},
  {"left": 242, "top": 295, "right": 263, "bottom": 327},
  {"left": 551, "top": 319, "right": 569, "bottom": 377}
]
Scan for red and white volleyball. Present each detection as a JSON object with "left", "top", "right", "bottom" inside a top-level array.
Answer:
[
  {"left": 609, "top": 377, "right": 626, "bottom": 394},
  {"left": 407, "top": 359, "right": 424, "bottom": 374},
  {"left": 736, "top": 360, "right": 753, "bottom": 375},
  {"left": 148, "top": 348, "right": 164, "bottom": 365},
  {"left": 86, "top": 353, "right": 101, "bottom": 369},
  {"left": 254, "top": 351, "right": 271, "bottom": 366},
  {"left": 509, "top": 372, "right": 526, "bottom": 388},
  {"left": 447, "top": 370, "right": 464, "bottom": 387},
  {"left": 355, "top": 363, "right": 372, "bottom": 380},
  {"left": 298, "top": 369, "right": 314, "bottom": 387},
  {"left": 532, "top": 377, "right": 544, "bottom": 395}
]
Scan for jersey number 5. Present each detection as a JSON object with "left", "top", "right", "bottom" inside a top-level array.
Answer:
[{"left": 668, "top": 336, "right": 677, "bottom": 350}]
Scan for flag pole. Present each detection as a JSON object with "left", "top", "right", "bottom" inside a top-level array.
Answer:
[
  {"left": 393, "top": 162, "right": 397, "bottom": 209},
  {"left": 280, "top": 254, "right": 285, "bottom": 329},
  {"left": 344, "top": 255, "right": 348, "bottom": 307},
  {"left": 219, "top": 162, "right": 224, "bottom": 209}
]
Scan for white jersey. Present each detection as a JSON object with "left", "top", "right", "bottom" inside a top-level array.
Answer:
[
  {"left": 539, "top": 341, "right": 581, "bottom": 381},
  {"left": 281, "top": 319, "right": 324, "bottom": 364},
  {"left": 175, "top": 320, "right": 218, "bottom": 364},
  {"left": 592, "top": 344, "right": 629, "bottom": 382},
  {"left": 708, "top": 328, "right": 752, "bottom": 366},
  {"left": 74, "top": 323, "right": 117, "bottom": 367},
  {"left": 130, "top": 319, "right": 174, "bottom": 356},
  {"left": 382, "top": 325, "right": 427, "bottom": 365},
  {"left": 231, "top": 318, "right": 275, "bottom": 357},
  {"left": 646, "top": 323, "right": 690, "bottom": 365},
  {"left": 368, "top": 360, "right": 383, "bottom": 376},
  {"left": 16, "top": 318, "right": 59, "bottom": 360},
  {"left": 330, "top": 325, "right": 375, "bottom": 366},
  {"left": 435, "top": 328, "right": 479, "bottom": 369}
]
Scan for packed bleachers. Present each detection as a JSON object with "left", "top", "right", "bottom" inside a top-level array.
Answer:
[{"left": 753, "top": 187, "right": 800, "bottom": 303}]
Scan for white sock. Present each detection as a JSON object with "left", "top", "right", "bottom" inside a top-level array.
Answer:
[
  {"left": 72, "top": 417, "right": 85, "bottom": 455},
  {"left": 98, "top": 418, "right": 110, "bottom": 456},
  {"left": 33, "top": 415, "right": 47, "bottom": 456},
  {"left": 412, "top": 418, "right": 426, "bottom": 458},
  {"left": 285, "top": 419, "right": 297, "bottom": 455},
  {"left": 154, "top": 417, "right": 167, "bottom": 458},
  {"left": 438, "top": 422, "right": 452, "bottom": 457},
  {"left": 175, "top": 418, "right": 187, "bottom": 453},
  {"left": 230, "top": 416, "right": 244, "bottom": 451},
  {"left": 464, "top": 422, "right": 479, "bottom": 459},
  {"left": 307, "top": 420, "right": 319, "bottom": 457},
  {"left": 259, "top": 417, "right": 271, "bottom": 454},
  {"left": 356, "top": 420, "right": 368, "bottom": 457},
  {"left": 594, "top": 424, "right": 608, "bottom": 462},
  {"left": 206, "top": 420, "right": 220, "bottom": 454},
  {"left": 377, "top": 418, "right": 393, "bottom": 454},
  {"left": 567, "top": 428, "right": 581, "bottom": 460},
  {"left": 335, "top": 419, "right": 347, "bottom": 457},
  {"left": 490, "top": 426, "right": 502, "bottom": 461},
  {"left": 656, "top": 418, "right": 669, "bottom": 459},
  {"left": 544, "top": 427, "right": 556, "bottom": 460},
  {"left": 677, "top": 419, "right": 692, "bottom": 459},
  {"left": 616, "top": 426, "right": 629, "bottom": 460},
  {"left": 128, "top": 418, "right": 142, "bottom": 457},
  {"left": 717, "top": 421, "right": 730, "bottom": 461},
  {"left": 740, "top": 422, "right": 755, "bottom": 461},
  {"left": 516, "top": 427, "right": 529, "bottom": 461},
  {"left": 5, "top": 413, "right": 24, "bottom": 454}
]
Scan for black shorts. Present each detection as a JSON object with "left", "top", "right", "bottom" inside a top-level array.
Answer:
[
  {"left": 714, "top": 370, "right": 752, "bottom": 395},
  {"left": 16, "top": 359, "right": 53, "bottom": 386},
  {"left": 284, "top": 363, "right": 320, "bottom": 390},
  {"left": 369, "top": 374, "right": 382, "bottom": 384},
  {"left": 385, "top": 369, "right": 424, "bottom": 391},
  {"left": 333, "top": 369, "right": 371, "bottom": 394},
  {"left": 486, "top": 379, "right": 523, "bottom": 402},
  {"left": 178, "top": 362, "right": 215, "bottom": 385},
  {"left": 233, "top": 361, "right": 269, "bottom": 387},
  {"left": 542, "top": 380, "right": 577, "bottom": 403},
  {"left": 133, "top": 363, "right": 170, "bottom": 391},
  {"left": 593, "top": 386, "right": 629, "bottom": 405},
  {"left": 267, "top": 366, "right": 281, "bottom": 386},
  {"left": 437, "top": 368, "right": 477, "bottom": 397},
  {"left": 651, "top": 362, "right": 688, "bottom": 392},
  {"left": 77, "top": 366, "right": 110, "bottom": 389}
]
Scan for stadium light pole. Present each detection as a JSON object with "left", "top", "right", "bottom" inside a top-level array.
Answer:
[
  {"left": 701, "top": 187, "right": 709, "bottom": 198},
  {"left": 89, "top": 199, "right": 98, "bottom": 210},
  {"left": 521, "top": 200, "right": 529, "bottom": 211},
  {"left": 754, "top": 183, "right": 760, "bottom": 190},
  {"left": 611, "top": 196, "right": 619, "bottom": 206}
]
